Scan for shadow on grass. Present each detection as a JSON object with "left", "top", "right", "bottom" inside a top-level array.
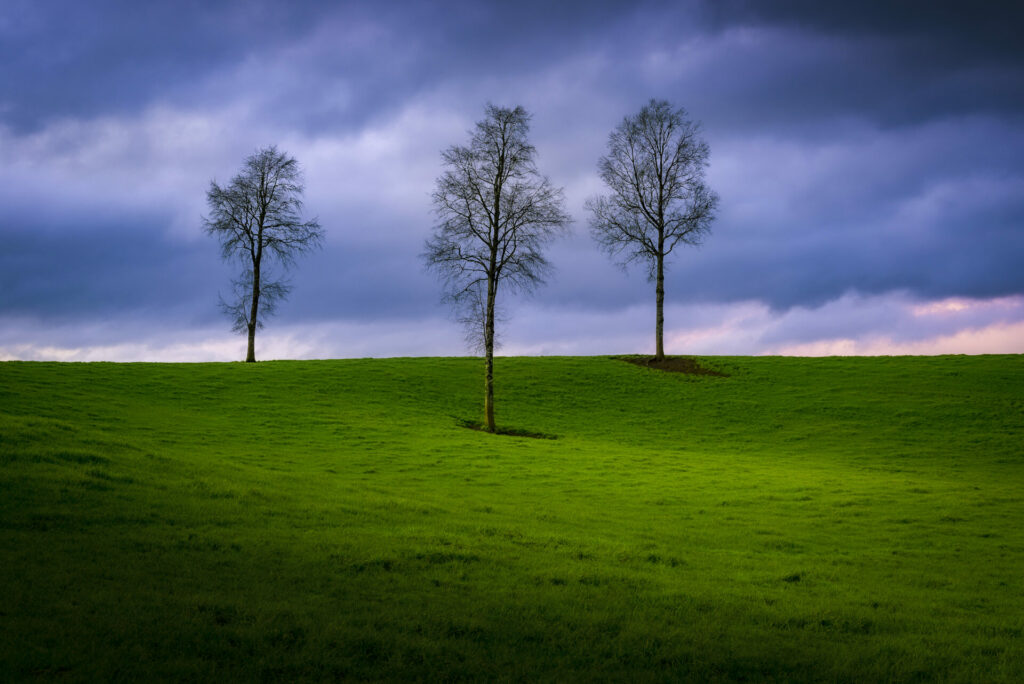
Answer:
[{"left": 454, "top": 417, "right": 558, "bottom": 440}]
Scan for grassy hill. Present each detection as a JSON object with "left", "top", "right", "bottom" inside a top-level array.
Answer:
[{"left": 2, "top": 355, "right": 1022, "bottom": 681}]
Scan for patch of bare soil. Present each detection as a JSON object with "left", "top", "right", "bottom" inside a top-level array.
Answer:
[{"left": 616, "top": 355, "right": 728, "bottom": 377}]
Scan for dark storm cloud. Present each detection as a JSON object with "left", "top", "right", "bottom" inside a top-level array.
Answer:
[
  {"left": 5, "top": 0, "right": 1020, "bottom": 132},
  {"left": 2, "top": 215, "right": 222, "bottom": 322},
  {"left": 193, "top": 0, "right": 1024, "bottom": 138},
  {"left": 0, "top": 0, "right": 327, "bottom": 131},
  {"left": 5, "top": 0, "right": 1018, "bottom": 138},
  {"left": 284, "top": 241, "right": 443, "bottom": 322},
  {"left": 0, "top": 0, "right": 651, "bottom": 134},
  {"left": 672, "top": 117, "right": 1024, "bottom": 310},
  {"left": 622, "top": 1, "right": 1024, "bottom": 134},
  {"left": 705, "top": 0, "right": 1024, "bottom": 63},
  {"left": 0, "top": 210, "right": 445, "bottom": 326}
]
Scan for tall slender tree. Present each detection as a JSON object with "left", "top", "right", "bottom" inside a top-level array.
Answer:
[
  {"left": 424, "top": 104, "right": 570, "bottom": 432},
  {"left": 586, "top": 100, "right": 718, "bottom": 360},
  {"left": 204, "top": 145, "right": 323, "bottom": 362}
]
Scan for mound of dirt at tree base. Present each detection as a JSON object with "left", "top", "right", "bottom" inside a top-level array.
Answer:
[{"left": 617, "top": 356, "right": 728, "bottom": 376}]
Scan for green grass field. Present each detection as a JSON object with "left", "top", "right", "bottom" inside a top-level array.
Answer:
[{"left": 2, "top": 355, "right": 1023, "bottom": 681}]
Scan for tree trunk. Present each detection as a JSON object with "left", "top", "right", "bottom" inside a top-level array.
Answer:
[
  {"left": 485, "top": 153, "right": 503, "bottom": 434},
  {"left": 655, "top": 250, "right": 665, "bottom": 361},
  {"left": 483, "top": 275, "right": 497, "bottom": 433},
  {"left": 246, "top": 259, "right": 261, "bottom": 363},
  {"left": 246, "top": 324, "right": 256, "bottom": 363}
]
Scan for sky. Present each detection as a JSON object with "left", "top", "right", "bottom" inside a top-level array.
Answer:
[{"left": 2, "top": 0, "right": 1023, "bottom": 361}]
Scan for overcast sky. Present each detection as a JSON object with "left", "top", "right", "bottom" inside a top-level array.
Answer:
[{"left": 2, "top": 0, "right": 1023, "bottom": 360}]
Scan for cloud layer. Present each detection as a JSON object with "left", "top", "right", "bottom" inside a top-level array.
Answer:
[{"left": 2, "top": 0, "right": 1022, "bottom": 359}]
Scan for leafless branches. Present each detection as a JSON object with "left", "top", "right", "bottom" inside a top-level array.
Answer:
[
  {"left": 586, "top": 100, "right": 718, "bottom": 358},
  {"left": 203, "top": 145, "right": 323, "bottom": 362},
  {"left": 423, "top": 104, "right": 571, "bottom": 430}
]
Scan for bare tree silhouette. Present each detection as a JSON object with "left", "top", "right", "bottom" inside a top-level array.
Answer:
[
  {"left": 587, "top": 100, "right": 718, "bottom": 360},
  {"left": 424, "top": 104, "right": 570, "bottom": 431},
  {"left": 204, "top": 146, "right": 323, "bottom": 362}
]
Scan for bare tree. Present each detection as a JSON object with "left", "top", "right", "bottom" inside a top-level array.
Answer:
[
  {"left": 424, "top": 104, "right": 570, "bottom": 432},
  {"left": 204, "top": 145, "right": 323, "bottom": 362},
  {"left": 586, "top": 99, "right": 718, "bottom": 360}
]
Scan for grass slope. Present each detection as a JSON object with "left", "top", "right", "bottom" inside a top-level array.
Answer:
[{"left": 1, "top": 355, "right": 1023, "bottom": 681}]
